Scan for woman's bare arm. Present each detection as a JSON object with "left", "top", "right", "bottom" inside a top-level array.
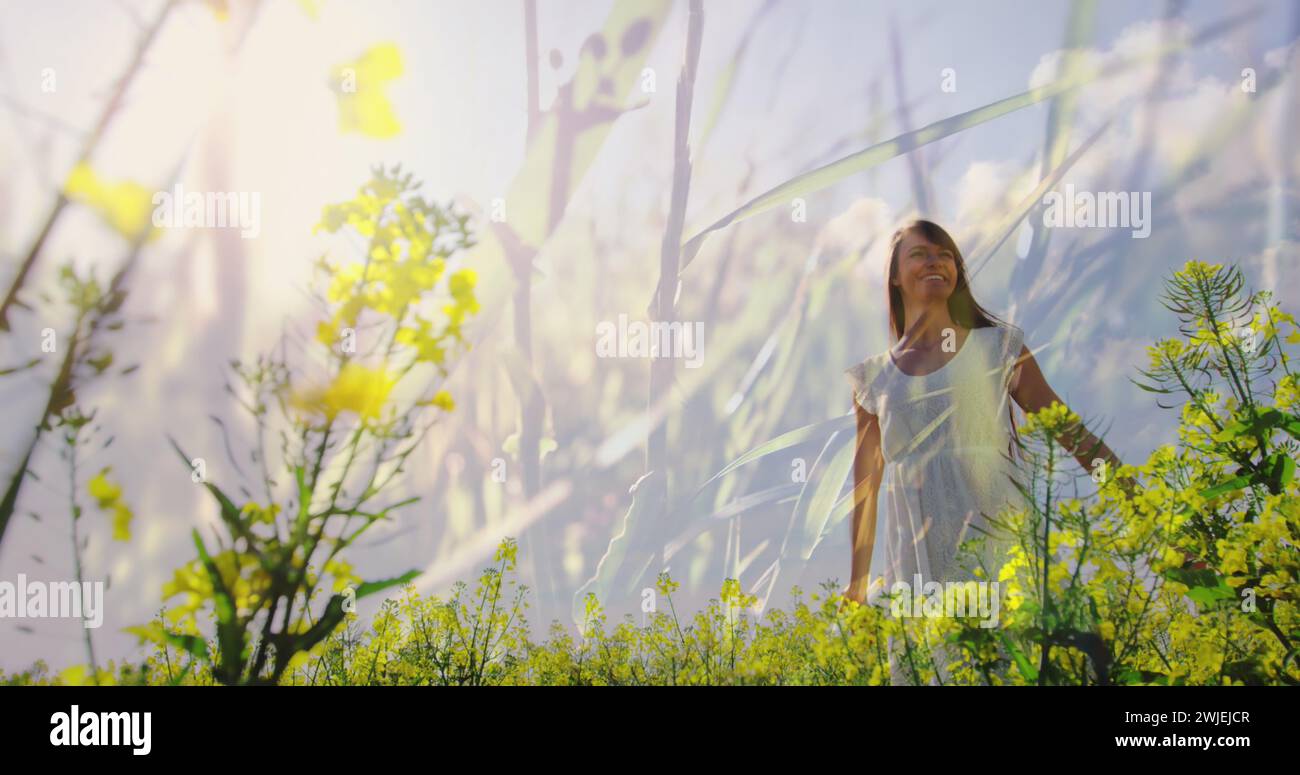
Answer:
[
  {"left": 1009, "top": 344, "right": 1123, "bottom": 476},
  {"left": 847, "top": 395, "right": 885, "bottom": 603}
]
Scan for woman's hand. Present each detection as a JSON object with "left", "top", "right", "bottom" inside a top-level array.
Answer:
[
  {"left": 838, "top": 577, "right": 880, "bottom": 612},
  {"left": 837, "top": 580, "right": 867, "bottom": 612}
]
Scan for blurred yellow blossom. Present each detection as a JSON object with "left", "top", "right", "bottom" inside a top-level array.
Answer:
[
  {"left": 292, "top": 363, "right": 397, "bottom": 422},
  {"left": 330, "top": 43, "right": 404, "bottom": 138},
  {"left": 87, "top": 467, "right": 132, "bottom": 541},
  {"left": 64, "top": 162, "right": 158, "bottom": 243}
]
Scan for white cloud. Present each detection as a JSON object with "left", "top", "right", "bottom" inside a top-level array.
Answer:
[
  {"left": 952, "top": 159, "right": 1036, "bottom": 235},
  {"left": 818, "top": 195, "right": 895, "bottom": 263}
]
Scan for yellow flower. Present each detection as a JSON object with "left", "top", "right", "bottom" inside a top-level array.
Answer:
[
  {"left": 162, "top": 562, "right": 209, "bottom": 601},
  {"left": 1179, "top": 260, "right": 1223, "bottom": 281},
  {"left": 449, "top": 269, "right": 479, "bottom": 310},
  {"left": 203, "top": 0, "right": 229, "bottom": 21},
  {"left": 1147, "top": 338, "right": 1184, "bottom": 370},
  {"left": 1276, "top": 375, "right": 1300, "bottom": 410},
  {"left": 87, "top": 469, "right": 122, "bottom": 506},
  {"left": 293, "top": 363, "right": 396, "bottom": 421},
  {"left": 64, "top": 162, "right": 158, "bottom": 243},
  {"left": 87, "top": 468, "right": 132, "bottom": 542},
  {"left": 395, "top": 317, "right": 447, "bottom": 364},
  {"left": 1219, "top": 544, "right": 1248, "bottom": 576},
  {"left": 326, "top": 263, "right": 366, "bottom": 304},
  {"left": 1020, "top": 401, "right": 1081, "bottom": 437},
  {"left": 330, "top": 43, "right": 404, "bottom": 138},
  {"left": 109, "top": 503, "right": 131, "bottom": 542},
  {"left": 324, "top": 557, "right": 362, "bottom": 593},
  {"left": 58, "top": 664, "right": 116, "bottom": 686},
  {"left": 240, "top": 502, "right": 281, "bottom": 525},
  {"left": 1156, "top": 546, "right": 1184, "bottom": 572},
  {"left": 316, "top": 321, "right": 339, "bottom": 348},
  {"left": 420, "top": 390, "right": 455, "bottom": 412}
]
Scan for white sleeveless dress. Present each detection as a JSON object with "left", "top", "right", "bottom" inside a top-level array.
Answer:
[{"left": 844, "top": 323, "right": 1025, "bottom": 683}]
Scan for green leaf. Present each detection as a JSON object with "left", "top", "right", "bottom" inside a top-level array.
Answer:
[
  {"left": 294, "top": 464, "right": 310, "bottom": 538},
  {"left": 664, "top": 483, "right": 801, "bottom": 564},
  {"left": 355, "top": 569, "right": 421, "bottom": 599},
  {"left": 1211, "top": 408, "right": 1296, "bottom": 442},
  {"left": 816, "top": 487, "right": 857, "bottom": 546},
  {"left": 191, "top": 528, "right": 245, "bottom": 682},
  {"left": 167, "top": 435, "right": 257, "bottom": 549},
  {"left": 1186, "top": 583, "right": 1235, "bottom": 607},
  {"left": 1115, "top": 668, "right": 1169, "bottom": 685},
  {"left": 998, "top": 630, "right": 1038, "bottom": 683},
  {"left": 795, "top": 431, "right": 856, "bottom": 561},
  {"left": 1164, "top": 565, "right": 1220, "bottom": 589},
  {"left": 676, "top": 8, "right": 1255, "bottom": 275},
  {"left": 1130, "top": 379, "right": 1175, "bottom": 395},
  {"left": 1199, "top": 474, "right": 1252, "bottom": 499},
  {"left": 572, "top": 471, "right": 664, "bottom": 628},
  {"left": 125, "top": 624, "right": 210, "bottom": 661},
  {"left": 967, "top": 114, "right": 1114, "bottom": 282},
  {"left": 1277, "top": 410, "right": 1300, "bottom": 440},
  {"left": 694, "top": 414, "right": 853, "bottom": 496},
  {"left": 295, "top": 594, "right": 348, "bottom": 656},
  {"left": 1266, "top": 452, "right": 1295, "bottom": 492},
  {"left": 1166, "top": 566, "right": 1234, "bottom": 608}
]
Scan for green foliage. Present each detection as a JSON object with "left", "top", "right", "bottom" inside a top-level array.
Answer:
[
  {"left": 55, "top": 259, "right": 1283, "bottom": 687},
  {"left": 967, "top": 260, "right": 1300, "bottom": 685},
  {"left": 121, "top": 167, "right": 481, "bottom": 685},
  {"left": 22, "top": 258, "right": 1295, "bottom": 687}
]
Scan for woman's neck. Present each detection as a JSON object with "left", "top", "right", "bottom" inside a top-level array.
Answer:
[{"left": 900, "top": 304, "right": 959, "bottom": 348}]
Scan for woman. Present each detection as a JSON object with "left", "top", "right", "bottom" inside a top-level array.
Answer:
[{"left": 842, "top": 220, "right": 1122, "bottom": 676}]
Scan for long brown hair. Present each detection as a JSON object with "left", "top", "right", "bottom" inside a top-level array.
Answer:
[
  {"left": 884, "top": 219, "right": 1020, "bottom": 455},
  {"left": 886, "top": 219, "right": 1005, "bottom": 341}
]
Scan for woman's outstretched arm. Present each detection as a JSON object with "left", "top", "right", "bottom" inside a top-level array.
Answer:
[
  {"left": 1009, "top": 344, "right": 1124, "bottom": 477},
  {"left": 846, "top": 396, "right": 885, "bottom": 604}
]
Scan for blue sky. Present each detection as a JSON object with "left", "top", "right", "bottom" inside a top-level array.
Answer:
[{"left": 1, "top": 0, "right": 1297, "bottom": 673}]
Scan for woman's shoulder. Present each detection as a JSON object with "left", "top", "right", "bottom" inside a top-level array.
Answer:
[
  {"left": 844, "top": 348, "right": 891, "bottom": 381},
  {"left": 978, "top": 321, "right": 1024, "bottom": 356},
  {"left": 844, "top": 350, "right": 890, "bottom": 411}
]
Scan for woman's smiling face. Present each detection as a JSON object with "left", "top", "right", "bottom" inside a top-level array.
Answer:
[{"left": 892, "top": 228, "right": 956, "bottom": 305}]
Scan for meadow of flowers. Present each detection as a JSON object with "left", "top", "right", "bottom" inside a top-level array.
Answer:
[
  {"left": 5, "top": 259, "right": 1297, "bottom": 686},
  {"left": 2, "top": 3, "right": 1296, "bottom": 689}
]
